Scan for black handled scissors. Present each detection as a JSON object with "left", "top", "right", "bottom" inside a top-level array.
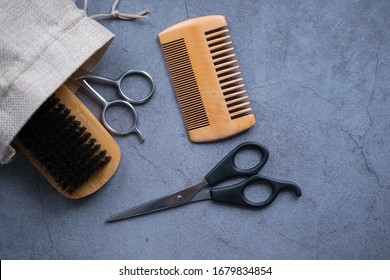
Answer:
[
  {"left": 106, "top": 142, "right": 302, "bottom": 222},
  {"left": 72, "top": 68, "right": 155, "bottom": 142}
]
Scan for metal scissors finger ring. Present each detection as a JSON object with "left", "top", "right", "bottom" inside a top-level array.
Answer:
[
  {"left": 102, "top": 99, "right": 144, "bottom": 140},
  {"left": 116, "top": 70, "right": 155, "bottom": 104},
  {"left": 71, "top": 68, "right": 155, "bottom": 142}
]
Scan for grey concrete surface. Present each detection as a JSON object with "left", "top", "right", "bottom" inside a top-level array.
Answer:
[{"left": 1, "top": 0, "right": 389, "bottom": 259}]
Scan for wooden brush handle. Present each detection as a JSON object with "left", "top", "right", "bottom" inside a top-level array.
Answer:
[{"left": 14, "top": 85, "right": 121, "bottom": 199}]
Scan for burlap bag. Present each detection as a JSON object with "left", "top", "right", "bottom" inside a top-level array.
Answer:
[{"left": 0, "top": 0, "right": 115, "bottom": 164}]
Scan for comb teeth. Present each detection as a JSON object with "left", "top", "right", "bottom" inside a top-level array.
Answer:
[
  {"left": 161, "top": 38, "right": 210, "bottom": 131},
  {"left": 159, "top": 15, "right": 256, "bottom": 142},
  {"left": 206, "top": 27, "right": 253, "bottom": 120}
]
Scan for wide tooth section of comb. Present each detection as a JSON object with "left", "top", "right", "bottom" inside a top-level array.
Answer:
[
  {"left": 206, "top": 27, "right": 253, "bottom": 120},
  {"left": 161, "top": 38, "right": 210, "bottom": 130}
]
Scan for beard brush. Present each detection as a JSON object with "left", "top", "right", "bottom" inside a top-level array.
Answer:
[
  {"left": 13, "top": 84, "right": 121, "bottom": 199},
  {"left": 159, "top": 15, "right": 256, "bottom": 142}
]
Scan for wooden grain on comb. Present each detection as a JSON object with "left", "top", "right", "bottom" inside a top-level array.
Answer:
[{"left": 159, "top": 15, "right": 256, "bottom": 142}]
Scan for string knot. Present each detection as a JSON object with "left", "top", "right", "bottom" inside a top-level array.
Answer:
[
  {"left": 82, "top": 0, "right": 150, "bottom": 21},
  {"left": 111, "top": 9, "right": 120, "bottom": 18}
]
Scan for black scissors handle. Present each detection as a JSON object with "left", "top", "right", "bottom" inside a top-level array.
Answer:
[
  {"left": 210, "top": 175, "right": 302, "bottom": 208},
  {"left": 205, "top": 142, "right": 269, "bottom": 186}
]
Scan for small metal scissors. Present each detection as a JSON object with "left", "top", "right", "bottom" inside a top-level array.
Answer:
[
  {"left": 72, "top": 68, "right": 156, "bottom": 142},
  {"left": 106, "top": 142, "right": 302, "bottom": 222}
]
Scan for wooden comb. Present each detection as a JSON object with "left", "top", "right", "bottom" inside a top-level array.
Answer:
[{"left": 159, "top": 15, "right": 256, "bottom": 142}]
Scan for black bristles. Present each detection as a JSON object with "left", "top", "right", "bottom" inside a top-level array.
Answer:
[{"left": 18, "top": 95, "right": 111, "bottom": 194}]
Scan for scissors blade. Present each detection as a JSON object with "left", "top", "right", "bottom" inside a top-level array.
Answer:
[{"left": 106, "top": 180, "right": 209, "bottom": 222}]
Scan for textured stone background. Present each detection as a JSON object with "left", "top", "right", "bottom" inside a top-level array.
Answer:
[{"left": 1, "top": 0, "right": 389, "bottom": 259}]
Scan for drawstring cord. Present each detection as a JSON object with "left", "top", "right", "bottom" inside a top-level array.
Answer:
[{"left": 81, "top": 0, "right": 149, "bottom": 21}]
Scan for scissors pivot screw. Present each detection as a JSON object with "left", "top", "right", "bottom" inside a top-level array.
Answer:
[{"left": 176, "top": 195, "right": 183, "bottom": 201}]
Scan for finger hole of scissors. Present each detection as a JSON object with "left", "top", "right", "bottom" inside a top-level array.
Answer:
[
  {"left": 243, "top": 181, "right": 273, "bottom": 205},
  {"left": 233, "top": 146, "right": 265, "bottom": 171},
  {"left": 118, "top": 70, "right": 155, "bottom": 104},
  {"left": 102, "top": 101, "right": 138, "bottom": 136}
]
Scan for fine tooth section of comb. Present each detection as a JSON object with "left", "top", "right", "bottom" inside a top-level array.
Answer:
[
  {"left": 161, "top": 38, "right": 210, "bottom": 131},
  {"left": 206, "top": 27, "right": 253, "bottom": 120},
  {"left": 159, "top": 15, "right": 256, "bottom": 142}
]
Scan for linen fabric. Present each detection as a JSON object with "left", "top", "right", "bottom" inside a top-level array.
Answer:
[{"left": 0, "top": 0, "right": 114, "bottom": 164}]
